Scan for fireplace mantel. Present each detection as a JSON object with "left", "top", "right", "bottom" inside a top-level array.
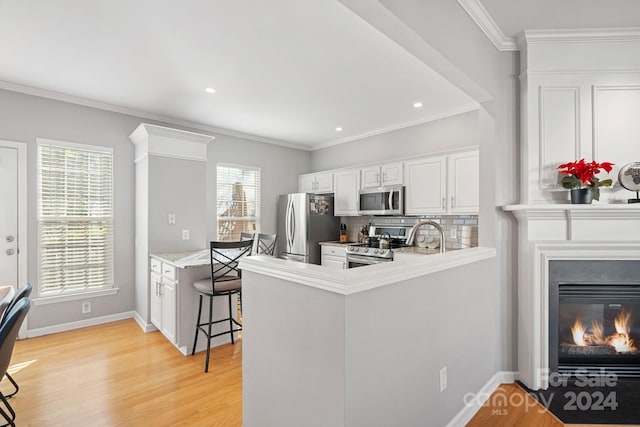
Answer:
[
  {"left": 503, "top": 204, "right": 640, "bottom": 241},
  {"left": 504, "top": 204, "right": 640, "bottom": 389}
]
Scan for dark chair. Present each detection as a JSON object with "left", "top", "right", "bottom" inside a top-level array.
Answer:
[
  {"left": 0, "top": 298, "right": 30, "bottom": 426},
  {"left": 256, "top": 233, "right": 277, "bottom": 255},
  {"left": 240, "top": 232, "right": 255, "bottom": 241},
  {"left": 191, "top": 240, "right": 253, "bottom": 372},
  {"left": 0, "top": 283, "right": 32, "bottom": 399}
]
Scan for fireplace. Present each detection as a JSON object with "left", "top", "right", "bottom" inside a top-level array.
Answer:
[{"left": 549, "top": 260, "right": 640, "bottom": 378}]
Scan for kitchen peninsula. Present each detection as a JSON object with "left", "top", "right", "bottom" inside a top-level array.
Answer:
[{"left": 239, "top": 247, "right": 496, "bottom": 427}]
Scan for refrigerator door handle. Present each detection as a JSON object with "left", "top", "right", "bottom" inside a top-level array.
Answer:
[
  {"left": 388, "top": 190, "right": 393, "bottom": 210},
  {"left": 290, "top": 202, "right": 296, "bottom": 246},
  {"left": 285, "top": 199, "right": 292, "bottom": 250}
]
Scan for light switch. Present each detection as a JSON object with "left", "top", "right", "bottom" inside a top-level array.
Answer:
[
  {"left": 182, "top": 229, "right": 190, "bottom": 240},
  {"left": 168, "top": 214, "right": 176, "bottom": 225}
]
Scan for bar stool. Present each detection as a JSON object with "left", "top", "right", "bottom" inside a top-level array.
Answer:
[{"left": 191, "top": 240, "right": 253, "bottom": 372}]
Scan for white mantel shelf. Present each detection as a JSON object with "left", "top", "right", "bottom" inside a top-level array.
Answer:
[{"left": 503, "top": 204, "right": 640, "bottom": 241}]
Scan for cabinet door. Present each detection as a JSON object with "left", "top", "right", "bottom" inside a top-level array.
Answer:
[
  {"left": 161, "top": 278, "right": 176, "bottom": 342},
  {"left": 334, "top": 170, "right": 360, "bottom": 216},
  {"left": 448, "top": 150, "right": 479, "bottom": 214},
  {"left": 314, "top": 173, "right": 334, "bottom": 193},
  {"left": 298, "top": 174, "right": 315, "bottom": 193},
  {"left": 361, "top": 166, "right": 381, "bottom": 188},
  {"left": 404, "top": 156, "right": 447, "bottom": 215},
  {"left": 150, "top": 271, "right": 162, "bottom": 329},
  {"left": 381, "top": 162, "right": 403, "bottom": 186},
  {"left": 322, "top": 254, "right": 346, "bottom": 270}
]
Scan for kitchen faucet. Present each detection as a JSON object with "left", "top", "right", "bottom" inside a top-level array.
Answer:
[{"left": 406, "top": 220, "right": 446, "bottom": 254}]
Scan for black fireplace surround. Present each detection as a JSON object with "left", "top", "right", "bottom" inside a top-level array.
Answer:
[{"left": 549, "top": 260, "right": 640, "bottom": 378}]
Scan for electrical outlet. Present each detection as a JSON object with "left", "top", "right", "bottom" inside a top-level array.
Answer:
[
  {"left": 182, "top": 229, "right": 190, "bottom": 240},
  {"left": 440, "top": 366, "right": 448, "bottom": 392},
  {"left": 82, "top": 301, "right": 91, "bottom": 314},
  {"left": 450, "top": 228, "right": 457, "bottom": 239},
  {"left": 168, "top": 213, "right": 176, "bottom": 225}
]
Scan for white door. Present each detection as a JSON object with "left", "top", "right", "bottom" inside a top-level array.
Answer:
[{"left": 0, "top": 147, "right": 18, "bottom": 289}]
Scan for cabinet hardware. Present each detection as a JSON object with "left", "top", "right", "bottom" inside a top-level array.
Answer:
[
  {"left": 5, "top": 249, "right": 14, "bottom": 256},
  {"left": 5, "top": 235, "right": 14, "bottom": 243},
  {"left": 442, "top": 197, "right": 445, "bottom": 209},
  {"left": 451, "top": 196, "right": 455, "bottom": 209}
]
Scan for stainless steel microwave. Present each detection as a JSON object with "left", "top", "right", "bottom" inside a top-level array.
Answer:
[{"left": 358, "top": 185, "right": 404, "bottom": 216}]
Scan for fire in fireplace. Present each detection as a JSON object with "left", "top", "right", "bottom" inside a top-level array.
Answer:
[{"left": 566, "top": 311, "right": 638, "bottom": 354}]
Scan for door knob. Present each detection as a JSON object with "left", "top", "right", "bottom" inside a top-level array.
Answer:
[
  {"left": 5, "top": 236, "right": 14, "bottom": 243},
  {"left": 6, "top": 249, "right": 15, "bottom": 256}
]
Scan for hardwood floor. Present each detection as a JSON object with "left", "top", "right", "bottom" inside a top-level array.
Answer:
[
  {"left": 4, "top": 319, "right": 242, "bottom": 426},
  {"left": 8, "top": 321, "right": 634, "bottom": 427}
]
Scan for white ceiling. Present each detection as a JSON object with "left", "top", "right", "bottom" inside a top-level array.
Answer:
[
  {"left": 480, "top": 0, "right": 640, "bottom": 38},
  {"left": 0, "top": 0, "right": 477, "bottom": 149}
]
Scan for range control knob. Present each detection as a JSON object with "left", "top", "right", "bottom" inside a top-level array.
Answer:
[
  {"left": 364, "top": 248, "right": 369, "bottom": 253},
  {"left": 354, "top": 247, "right": 359, "bottom": 252},
  {"left": 374, "top": 249, "right": 379, "bottom": 254}
]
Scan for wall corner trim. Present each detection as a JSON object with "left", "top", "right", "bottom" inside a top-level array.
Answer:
[{"left": 457, "top": 0, "right": 518, "bottom": 51}]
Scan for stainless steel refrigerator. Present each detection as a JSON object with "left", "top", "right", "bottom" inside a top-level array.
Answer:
[{"left": 277, "top": 193, "right": 340, "bottom": 264}]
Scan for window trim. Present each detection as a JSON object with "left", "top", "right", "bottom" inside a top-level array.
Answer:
[
  {"left": 216, "top": 163, "right": 261, "bottom": 240},
  {"left": 36, "top": 138, "right": 115, "bottom": 299}
]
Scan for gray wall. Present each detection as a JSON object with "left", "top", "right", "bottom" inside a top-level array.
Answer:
[
  {"left": 311, "top": 109, "right": 479, "bottom": 172},
  {"left": 0, "top": 88, "right": 309, "bottom": 331},
  {"left": 241, "top": 256, "right": 499, "bottom": 427}
]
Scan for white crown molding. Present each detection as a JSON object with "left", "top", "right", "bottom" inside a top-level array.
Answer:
[
  {"left": 521, "top": 27, "right": 640, "bottom": 45},
  {"left": 312, "top": 102, "right": 480, "bottom": 151},
  {"left": 457, "top": 0, "right": 517, "bottom": 51},
  {"left": 0, "top": 79, "right": 311, "bottom": 151}
]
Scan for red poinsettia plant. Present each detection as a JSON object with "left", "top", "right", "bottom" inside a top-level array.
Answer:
[{"left": 558, "top": 159, "right": 614, "bottom": 201}]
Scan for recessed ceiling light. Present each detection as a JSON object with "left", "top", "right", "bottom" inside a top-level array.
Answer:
[
  {"left": 205, "top": 87, "right": 216, "bottom": 94},
  {"left": 335, "top": 127, "right": 343, "bottom": 132},
  {"left": 413, "top": 101, "right": 423, "bottom": 108}
]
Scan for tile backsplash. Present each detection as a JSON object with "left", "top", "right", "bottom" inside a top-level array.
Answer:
[{"left": 340, "top": 215, "right": 478, "bottom": 250}]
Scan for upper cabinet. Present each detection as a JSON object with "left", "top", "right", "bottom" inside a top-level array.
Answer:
[
  {"left": 404, "top": 149, "right": 479, "bottom": 215},
  {"left": 360, "top": 162, "right": 403, "bottom": 188},
  {"left": 298, "top": 172, "right": 334, "bottom": 194},
  {"left": 333, "top": 169, "right": 360, "bottom": 216},
  {"left": 448, "top": 150, "right": 479, "bottom": 214},
  {"left": 404, "top": 155, "right": 448, "bottom": 215}
]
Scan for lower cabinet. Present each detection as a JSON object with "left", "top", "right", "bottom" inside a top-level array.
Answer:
[
  {"left": 321, "top": 245, "right": 347, "bottom": 270},
  {"left": 150, "top": 258, "right": 177, "bottom": 343}
]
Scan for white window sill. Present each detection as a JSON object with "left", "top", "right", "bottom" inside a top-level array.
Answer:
[{"left": 33, "top": 288, "right": 119, "bottom": 306}]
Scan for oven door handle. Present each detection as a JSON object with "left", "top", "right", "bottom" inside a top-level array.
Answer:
[{"left": 347, "top": 254, "right": 393, "bottom": 265}]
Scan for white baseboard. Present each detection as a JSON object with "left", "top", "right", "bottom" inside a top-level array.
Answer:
[
  {"left": 26, "top": 311, "right": 135, "bottom": 338},
  {"left": 133, "top": 311, "right": 157, "bottom": 333},
  {"left": 446, "top": 371, "right": 518, "bottom": 427}
]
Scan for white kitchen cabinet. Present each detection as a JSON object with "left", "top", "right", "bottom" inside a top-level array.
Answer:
[
  {"left": 404, "top": 155, "right": 447, "bottom": 215},
  {"left": 149, "top": 257, "right": 177, "bottom": 343},
  {"left": 404, "top": 150, "right": 479, "bottom": 215},
  {"left": 160, "top": 277, "right": 176, "bottom": 342},
  {"left": 333, "top": 169, "right": 360, "bottom": 216},
  {"left": 448, "top": 150, "right": 479, "bottom": 214},
  {"left": 361, "top": 162, "right": 403, "bottom": 188},
  {"left": 321, "top": 245, "right": 346, "bottom": 270},
  {"left": 150, "top": 271, "right": 162, "bottom": 329},
  {"left": 298, "top": 172, "right": 334, "bottom": 193}
]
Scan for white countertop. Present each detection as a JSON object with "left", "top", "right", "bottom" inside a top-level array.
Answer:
[
  {"left": 151, "top": 249, "right": 210, "bottom": 268},
  {"left": 239, "top": 247, "right": 496, "bottom": 295}
]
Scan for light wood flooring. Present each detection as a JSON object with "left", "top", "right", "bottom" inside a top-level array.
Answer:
[
  {"left": 5, "top": 320, "right": 634, "bottom": 427},
  {"left": 5, "top": 319, "right": 242, "bottom": 426}
]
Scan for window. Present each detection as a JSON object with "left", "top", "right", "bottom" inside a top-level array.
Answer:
[
  {"left": 37, "top": 140, "right": 114, "bottom": 296},
  {"left": 217, "top": 164, "right": 260, "bottom": 240}
]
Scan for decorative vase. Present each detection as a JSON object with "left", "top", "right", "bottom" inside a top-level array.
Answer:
[{"left": 570, "top": 188, "right": 593, "bottom": 204}]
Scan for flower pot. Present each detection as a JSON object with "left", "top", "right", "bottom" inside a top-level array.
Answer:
[{"left": 570, "top": 188, "right": 593, "bottom": 204}]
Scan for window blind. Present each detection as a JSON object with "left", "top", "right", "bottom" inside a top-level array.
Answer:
[
  {"left": 37, "top": 141, "right": 114, "bottom": 295},
  {"left": 217, "top": 164, "right": 261, "bottom": 241}
]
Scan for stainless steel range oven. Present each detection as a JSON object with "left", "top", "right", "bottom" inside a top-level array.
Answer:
[{"left": 345, "top": 224, "right": 412, "bottom": 268}]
